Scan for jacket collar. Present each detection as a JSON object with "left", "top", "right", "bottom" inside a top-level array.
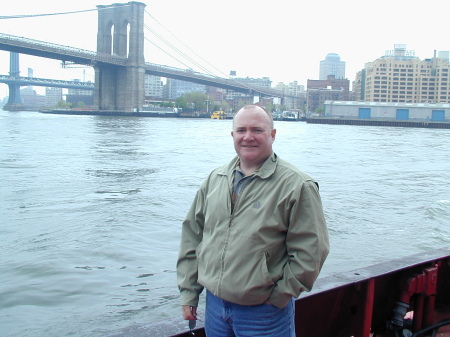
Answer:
[{"left": 218, "top": 152, "right": 278, "bottom": 180}]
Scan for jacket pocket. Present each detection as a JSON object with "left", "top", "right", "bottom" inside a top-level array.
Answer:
[{"left": 262, "top": 251, "right": 275, "bottom": 285}]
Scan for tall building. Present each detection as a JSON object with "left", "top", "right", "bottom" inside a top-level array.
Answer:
[
  {"left": 274, "top": 81, "right": 305, "bottom": 96},
  {"left": 353, "top": 45, "right": 450, "bottom": 103},
  {"left": 307, "top": 75, "right": 350, "bottom": 112},
  {"left": 320, "top": 53, "right": 346, "bottom": 80},
  {"left": 45, "top": 87, "right": 62, "bottom": 107},
  {"left": 273, "top": 81, "right": 306, "bottom": 110},
  {"left": 144, "top": 74, "right": 163, "bottom": 98},
  {"left": 438, "top": 51, "right": 449, "bottom": 62},
  {"left": 163, "top": 78, "right": 206, "bottom": 100}
]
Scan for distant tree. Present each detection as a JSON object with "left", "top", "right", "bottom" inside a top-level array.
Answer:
[
  {"left": 264, "top": 102, "right": 274, "bottom": 113},
  {"left": 56, "top": 100, "right": 65, "bottom": 108},
  {"left": 55, "top": 100, "right": 72, "bottom": 108},
  {"left": 160, "top": 101, "right": 175, "bottom": 108},
  {"left": 274, "top": 104, "right": 285, "bottom": 112},
  {"left": 77, "top": 101, "right": 85, "bottom": 108},
  {"left": 184, "top": 92, "right": 208, "bottom": 111},
  {"left": 315, "top": 107, "right": 325, "bottom": 115},
  {"left": 211, "top": 101, "right": 231, "bottom": 112},
  {"left": 220, "top": 101, "right": 231, "bottom": 112},
  {"left": 175, "top": 96, "right": 188, "bottom": 110}
]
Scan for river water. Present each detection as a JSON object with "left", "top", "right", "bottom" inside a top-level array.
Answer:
[{"left": 1, "top": 110, "right": 449, "bottom": 337}]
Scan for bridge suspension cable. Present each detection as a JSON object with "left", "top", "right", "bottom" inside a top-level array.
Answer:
[
  {"left": 143, "top": 24, "right": 213, "bottom": 76},
  {"left": 144, "top": 11, "right": 222, "bottom": 78},
  {"left": 144, "top": 10, "right": 257, "bottom": 93},
  {"left": 0, "top": 9, "right": 96, "bottom": 20},
  {"left": 0, "top": 4, "right": 128, "bottom": 20}
]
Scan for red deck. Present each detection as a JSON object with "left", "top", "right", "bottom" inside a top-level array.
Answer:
[
  {"left": 294, "top": 247, "right": 450, "bottom": 337},
  {"left": 107, "top": 248, "right": 450, "bottom": 337}
]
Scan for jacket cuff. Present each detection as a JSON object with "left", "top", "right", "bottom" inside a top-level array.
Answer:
[{"left": 180, "top": 290, "right": 200, "bottom": 307}]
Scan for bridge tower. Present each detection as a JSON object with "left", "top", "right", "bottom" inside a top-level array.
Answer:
[
  {"left": 3, "top": 52, "right": 25, "bottom": 111},
  {"left": 95, "top": 1, "right": 146, "bottom": 112}
]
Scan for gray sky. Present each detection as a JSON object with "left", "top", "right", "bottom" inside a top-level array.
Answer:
[{"left": 0, "top": 0, "right": 448, "bottom": 97}]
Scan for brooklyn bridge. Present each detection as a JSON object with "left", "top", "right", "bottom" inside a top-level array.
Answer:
[{"left": 0, "top": 2, "right": 288, "bottom": 112}]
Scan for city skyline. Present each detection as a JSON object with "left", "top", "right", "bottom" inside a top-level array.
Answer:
[{"left": 0, "top": 0, "right": 448, "bottom": 98}]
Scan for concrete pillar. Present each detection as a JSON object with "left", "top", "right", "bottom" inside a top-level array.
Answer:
[
  {"left": 3, "top": 52, "right": 25, "bottom": 111},
  {"left": 94, "top": 1, "right": 146, "bottom": 112}
]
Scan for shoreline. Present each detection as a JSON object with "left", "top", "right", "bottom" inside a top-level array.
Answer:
[
  {"left": 307, "top": 117, "right": 450, "bottom": 129},
  {"left": 39, "top": 109, "right": 210, "bottom": 118}
]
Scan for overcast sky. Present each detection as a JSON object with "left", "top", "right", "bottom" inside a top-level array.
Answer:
[{"left": 0, "top": 0, "right": 448, "bottom": 97}]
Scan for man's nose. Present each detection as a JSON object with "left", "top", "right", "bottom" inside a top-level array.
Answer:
[{"left": 243, "top": 131, "right": 254, "bottom": 140}]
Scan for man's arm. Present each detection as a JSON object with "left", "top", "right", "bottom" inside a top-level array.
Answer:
[
  {"left": 177, "top": 187, "right": 206, "bottom": 308},
  {"left": 268, "top": 180, "right": 330, "bottom": 308}
]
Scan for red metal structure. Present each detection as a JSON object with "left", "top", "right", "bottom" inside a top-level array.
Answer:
[{"left": 106, "top": 248, "right": 450, "bottom": 337}]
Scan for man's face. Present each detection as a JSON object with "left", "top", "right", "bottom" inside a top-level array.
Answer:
[{"left": 231, "top": 107, "right": 276, "bottom": 168}]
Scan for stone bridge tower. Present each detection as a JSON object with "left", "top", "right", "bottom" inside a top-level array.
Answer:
[
  {"left": 3, "top": 52, "right": 24, "bottom": 111},
  {"left": 95, "top": 1, "right": 146, "bottom": 111}
]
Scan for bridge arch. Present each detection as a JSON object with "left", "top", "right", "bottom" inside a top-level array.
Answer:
[{"left": 95, "top": 1, "right": 146, "bottom": 111}]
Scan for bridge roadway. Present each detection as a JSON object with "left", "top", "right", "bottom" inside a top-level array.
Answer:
[
  {"left": 0, "top": 33, "right": 285, "bottom": 98},
  {"left": 0, "top": 75, "right": 94, "bottom": 90}
]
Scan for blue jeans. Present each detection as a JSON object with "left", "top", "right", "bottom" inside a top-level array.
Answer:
[{"left": 204, "top": 290, "right": 295, "bottom": 337}]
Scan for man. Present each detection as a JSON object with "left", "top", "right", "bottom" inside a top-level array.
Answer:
[{"left": 177, "top": 104, "right": 329, "bottom": 336}]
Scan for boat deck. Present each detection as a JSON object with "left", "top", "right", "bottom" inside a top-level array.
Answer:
[{"left": 107, "top": 248, "right": 450, "bottom": 337}]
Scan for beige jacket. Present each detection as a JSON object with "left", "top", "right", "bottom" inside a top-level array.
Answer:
[{"left": 177, "top": 153, "right": 329, "bottom": 309}]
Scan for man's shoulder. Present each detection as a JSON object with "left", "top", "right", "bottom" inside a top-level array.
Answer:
[
  {"left": 276, "top": 157, "right": 315, "bottom": 183},
  {"left": 214, "top": 156, "right": 239, "bottom": 175},
  {"left": 202, "top": 156, "right": 238, "bottom": 182}
]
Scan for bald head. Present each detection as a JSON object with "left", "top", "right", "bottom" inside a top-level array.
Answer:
[{"left": 233, "top": 105, "right": 274, "bottom": 129}]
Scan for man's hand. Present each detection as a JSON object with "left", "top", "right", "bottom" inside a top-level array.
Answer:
[{"left": 182, "top": 305, "right": 197, "bottom": 321}]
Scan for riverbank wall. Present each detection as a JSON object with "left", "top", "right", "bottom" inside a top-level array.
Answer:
[
  {"left": 39, "top": 109, "right": 209, "bottom": 118},
  {"left": 307, "top": 117, "right": 450, "bottom": 129}
]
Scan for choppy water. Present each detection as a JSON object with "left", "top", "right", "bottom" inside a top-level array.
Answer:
[{"left": 1, "top": 110, "right": 449, "bottom": 337}]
